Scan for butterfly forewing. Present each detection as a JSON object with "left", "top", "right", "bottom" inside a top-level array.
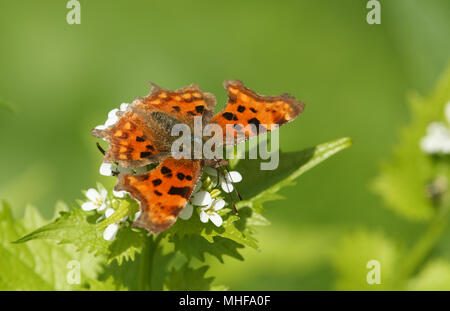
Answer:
[{"left": 210, "top": 80, "right": 305, "bottom": 145}]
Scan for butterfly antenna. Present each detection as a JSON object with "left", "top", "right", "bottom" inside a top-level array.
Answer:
[{"left": 96, "top": 142, "right": 106, "bottom": 155}]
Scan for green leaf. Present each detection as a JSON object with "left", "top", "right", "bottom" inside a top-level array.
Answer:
[
  {"left": 83, "top": 276, "right": 128, "bottom": 291},
  {"left": 171, "top": 235, "right": 244, "bottom": 263},
  {"left": 14, "top": 207, "right": 110, "bottom": 254},
  {"left": 106, "top": 227, "right": 147, "bottom": 264},
  {"left": 0, "top": 202, "right": 102, "bottom": 290},
  {"left": 235, "top": 137, "right": 352, "bottom": 212},
  {"left": 15, "top": 202, "right": 147, "bottom": 265},
  {"left": 373, "top": 65, "right": 450, "bottom": 221},
  {"left": 167, "top": 208, "right": 259, "bottom": 250},
  {"left": 164, "top": 264, "right": 214, "bottom": 291}
]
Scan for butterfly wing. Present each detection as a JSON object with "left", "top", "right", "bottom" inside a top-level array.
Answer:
[
  {"left": 210, "top": 80, "right": 305, "bottom": 145},
  {"left": 115, "top": 157, "right": 202, "bottom": 233},
  {"left": 92, "top": 110, "right": 171, "bottom": 168},
  {"left": 92, "top": 83, "right": 216, "bottom": 168},
  {"left": 134, "top": 82, "right": 216, "bottom": 128}
]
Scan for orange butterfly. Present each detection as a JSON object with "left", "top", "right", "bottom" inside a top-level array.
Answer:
[{"left": 92, "top": 80, "right": 304, "bottom": 234}]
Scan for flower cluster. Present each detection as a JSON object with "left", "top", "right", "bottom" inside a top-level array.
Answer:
[
  {"left": 81, "top": 185, "right": 133, "bottom": 241},
  {"left": 420, "top": 101, "right": 450, "bottom": 154},
  {"left": 178, "top": 168, "right": 242, "bottom": 227}
]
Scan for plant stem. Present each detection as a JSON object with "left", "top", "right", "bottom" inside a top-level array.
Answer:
[
  {"left": 401, "top": 207, "right": 449, "bottom": 281},
  {"left": 138, "top": 234, "right": 163, "bottom": 291}
]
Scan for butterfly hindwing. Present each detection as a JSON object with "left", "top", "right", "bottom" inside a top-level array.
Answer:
[
  {"left": 211, "top": 80, "right": 305, "bottom": 144},
  {"left": 115, "top": 157, "right": 202, "bottom": 233}
]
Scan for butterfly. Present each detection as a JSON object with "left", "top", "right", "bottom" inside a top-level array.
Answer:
[{"left": 92, "top": 80, "right": 305, "bottom": 234}]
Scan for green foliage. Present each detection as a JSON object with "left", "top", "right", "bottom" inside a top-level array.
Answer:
[
  {"left": 0, "top": 202, "right": 102, "bottom": 290},
  {"left": 164, "top": 264, "right": 214, "bottom": 291},
  {"left": 373, "top": 66, "right": 450, "bottom": 221},
  {"left": 330, "top": 64, "right": 450, "bottom": 290},
  {"left": 4, "top": 137, "right": 350, "bottom": 290},
  {"left": 236, "top": 137, "right": 352, "bottom": 212}
]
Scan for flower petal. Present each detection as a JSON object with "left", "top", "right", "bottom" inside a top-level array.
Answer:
[
  {"left": 209, "top": 213, "right": 223, "bottom": 227},
  {"left": 213, "top": 199, "right": 226, "bottom": 211},
  {"left": 226, "top": 171, "right": 242, "bottom": 183},
  {"left": 120, "top": 103, "right": 129, "bottom": 111},
  {"left": 178, "top": 203, "right": 193, "bottom": 220},
  {"left": 199, "top": 210, "right": 209, "bottom": 223},
  {"left": 105, "top": 207, "right": 115, "bottom": 218},
  {"left": 113, "top": 190, "right": 128, "bottom": 198},
  {"left": 85, "top": 188, "right": 100, "bottom": 201},
  {"left": 100, "top": 188, "right": 108, "bottom": 199},
  {"left": 97, "top": 202, "right": 107, "bottom": 212},
  {"left": 190, "top": 191, "right": 212, "bottom": 206},
  {"left": 105, "top": 109, "right": 119, "bottom": 127},
  {"left": 220, "top": 176, "right": 234, "bottom": 193},
  {"left": 99, "top": 163, "right": 113, "bottom": 176},
  {"left": 81, "top": 202, "right": 97, "bottom": 211},
  {"left": 103, "top": 223, "right": 119, "bottom": 241},
  {"left": 134, "top": 210, "right": 142, "bottom": 221}
]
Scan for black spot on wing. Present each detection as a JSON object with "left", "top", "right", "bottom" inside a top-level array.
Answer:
[
  {"left": 140, "top": 152, "right": 152, "bottom": 158},
  {"left": 152, "top": 179, "right": 162, "bottom": 186},
  {"left": 195, "top": 105, "right": 205, "bottom": 114},
  {"left": 168, "top": 186, "right": 191, "bottom": 199},
  {"left": 222, "top": 112, "right": 234, "bottom": 121},
  {"left": 161, "top": 166, "right": 172, "bottom": 175}
]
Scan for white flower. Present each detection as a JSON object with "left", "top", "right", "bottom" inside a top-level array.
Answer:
[
  {"left": 120, "top": 103, "right": 129, "bottom": 112},
  {"left": 190, "top": 190, "right": 212, "bottom": 206},
  {"left": 103, "top": 223, "right": 119, "bottom": 241},
  {"left": 134, "top": 210, "right": 142, "bottom": 221},
  {"left": 205, "top": 167, "right": 242, "bottom": 193},
  {"left": 101, "top": 207, "right": 129, "bottom": 241},
  {"left": 99, "top": 162, "right": 132, "bottom": 176},
  {"left": 199, "top": 199, "right": 226, "bottom": 227},
  {"left": 178, "top": 181, "right": 206, "bottom": 220},
  {"left": 178, "top": 203, "right": 193, "bottom": 220},
  {"left": 113, "top": 190, "right": 128, "bottom": 198},
  {"left": 82, "top": 188, "right": 108, "bottom": 212},
  {"left": 95, "top": 103, "right": 129, "bottom": 130},
  {"left": 104, "top": 207, "right": 115, "bottom": 218},
  {"left": 420, "top": 122, "right": 450, "bottom": 154},
  {"left": 100, "top": 163, "right": 114, "bottom": 176}
]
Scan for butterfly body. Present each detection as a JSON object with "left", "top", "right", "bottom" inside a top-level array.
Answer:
[{"left": 92, "top": 80, "right": 304, "bottom": 234}]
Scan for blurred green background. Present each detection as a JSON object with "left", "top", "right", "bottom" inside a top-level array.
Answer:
[{"left": 0, "top": 0, "right": 449, "bottom": 290}]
